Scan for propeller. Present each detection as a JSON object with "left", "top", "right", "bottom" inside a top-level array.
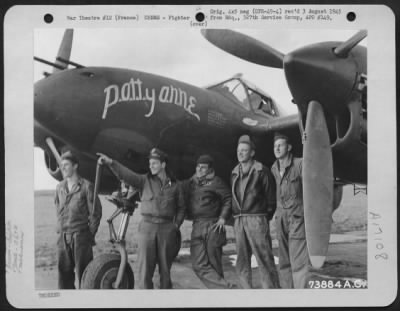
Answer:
[
  {"left": 302, "top": 101, "right": 333, "bottom": 268},
  {"left": 201, "top": 29, "right": 284, "bottom": 68},
  {"left": 334, "top": 30, "right": 367, "bottom": 58},
  {"left": 53, "top": 29, "right": 73, "bottom": 73},
  {"left": 45, "top": 137, "right": 62, "bottom": 166},
  {"left": 202, "top": 29, "right": 366, "bottom": 268}
]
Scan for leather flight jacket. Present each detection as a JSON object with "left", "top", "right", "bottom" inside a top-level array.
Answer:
[{"left": 231, "top": 160, "right": 277, "bottom": 220}]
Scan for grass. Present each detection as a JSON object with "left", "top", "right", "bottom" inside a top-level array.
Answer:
[
  {"left": 35, "top": 185, "right": 366, "bottom": 268},
  {"left": 331, "top": 186, "right": 367, "bottom": 233}
]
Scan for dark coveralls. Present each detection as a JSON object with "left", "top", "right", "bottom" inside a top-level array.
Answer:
[
  {"left": 271, "top": 154, "right": 310, "bottom": 288},
  {"left": 109, "top": 161, "right": 185, "bottom": 289},
  {"left": 231, "top": 161, "right": 280, "bottom": 289},
  {"left": 54, "top": 178, "right": 102, "bottom": 289},
  {"left": 183, "top": 171, "right": 232, "bottom": 288}
]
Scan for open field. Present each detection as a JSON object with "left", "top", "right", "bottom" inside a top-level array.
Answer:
[{"left": 35, "top": 185, "right": 367, "bottom": 289}]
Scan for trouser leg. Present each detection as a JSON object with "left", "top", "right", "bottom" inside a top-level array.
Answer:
[
  {"left": 57, "top": 233, "right": 75, "bottom": 289},
  {"left": 190, "top": 222, "right": 209, "bottom": 286},
  {"left": 73, "top": 231, "right": 93, "bottom": 289},
  {"left": 288, "top": 213, "right": 310, "bottom": 289},
  {"left": 137, "top": 220, "right": 157, "bottom": 289},
  {"left": 244, "top": 216, "right": 279, "bottom": 289},
  {"left": 206, "top": 225, "right": 227, "bottom": 278},
  {"left": 277, "top": 210, "right": 294, "bottom": 288},
  {"left": 157, "top": 222, "right": 178, "bottom": 289},
  {"left": 190, "top": 221, "right": 230, "bottom": 289},
  {"left": 234, "top": 217, "right": 253, "bottom": 289},
  {"left": 289, "top": 238, "right": 310, "bottom": 288}
]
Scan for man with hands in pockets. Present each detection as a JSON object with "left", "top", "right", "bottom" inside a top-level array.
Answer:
[
  {"left": 231, "top": 135, "right": 280, "bottom": 289},
  {"left": 271, "top": 133, "right": 310, "bottom": 289},
  {"left": 55, "top": 151, "right": 102, "bottom": 289}
]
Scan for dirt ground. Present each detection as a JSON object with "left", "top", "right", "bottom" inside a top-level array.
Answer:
[{"left": 35, "top": 185, "right": 367, "bottom": 289}]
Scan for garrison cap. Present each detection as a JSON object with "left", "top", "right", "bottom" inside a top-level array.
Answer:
[
  {"left": 148, "top": 148, "right": 168, "bottom": 162},
  {"left": 196, "top": 154, "right": 214, "bottom": 167},
  {"left": 61, "top": 151, "right": 79, "bottom": 165},
  {"left": 274, "top": 132, "right": 290, "bottom": 144},
  {"left": 238, "top": 135, "right": 255, "bottom": 150}
]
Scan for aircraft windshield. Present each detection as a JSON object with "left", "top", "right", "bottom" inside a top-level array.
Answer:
[
  {"left": 209, "top": 79, "right": 250, "bottom": 111},
  {"left": 209, "top": 78, "right": 278, "bottom": 116},
  {"left": 247, "top": 88, "right": 277, "bottom": 116}
]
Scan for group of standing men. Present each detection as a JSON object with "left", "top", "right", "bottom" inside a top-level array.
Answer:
[{"left": 55, "top": 133, "right": 310, "bottom": 289}]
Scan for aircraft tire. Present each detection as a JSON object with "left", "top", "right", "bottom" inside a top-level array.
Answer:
[{"left": 81, "top": 253, "right": 134, "bottom": 289}]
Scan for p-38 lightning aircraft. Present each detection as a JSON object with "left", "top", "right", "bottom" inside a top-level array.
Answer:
[{"left": 34, "top": 29, "right": 367, "bottom": 270}]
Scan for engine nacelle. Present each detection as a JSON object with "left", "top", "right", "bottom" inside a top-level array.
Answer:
[{"left": 329, "top": 81, "right": 367, "bottom": 184}]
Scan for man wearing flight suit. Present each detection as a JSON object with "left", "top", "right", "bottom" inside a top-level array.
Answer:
[
  {"left": 271, "top": 133, "right": 310, "bottom": 288},
  {"left": 183, "top": 155, "right": 233, "bottom": 288},
  {"left": 98, "top": 148, "right": 185, "bottom": 289},
  {"left": 55, "top": 151, "right": 102, "bottom": 289},
  {"left": 231, "top": 135, "right": 279, "bottom": 289}
]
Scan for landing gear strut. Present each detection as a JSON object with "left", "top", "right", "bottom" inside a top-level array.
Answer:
[{"left": 81, "top": 160, "right": 138, "bottom": 289}]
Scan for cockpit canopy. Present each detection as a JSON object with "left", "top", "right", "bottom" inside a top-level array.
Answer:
[{"left": 207, "top": 75, "right": 279, "bottom": 117}]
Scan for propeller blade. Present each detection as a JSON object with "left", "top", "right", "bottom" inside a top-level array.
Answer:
[
  {"left": 45, "top": 137, "right": 62, "bottom": 166},
  {"left": 53, "top": 29, "right": 74, "bottom": 73},
  {"left": 334, "top": 30, "right": 367, "bottom": 58},
  {"left": 201, "top": 29, "right": 284, "bottom": 68},
  {"left": 92, "top": 160, "right": 103, "bottom": 216},
  {"left": 302, "top": 101, "right": 334, "bottom": 268}
]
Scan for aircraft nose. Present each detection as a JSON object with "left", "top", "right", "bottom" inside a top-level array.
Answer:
[
  {"left": 283, "top": 43, "right": 357, "bottom": 115},
  {"left": 34, "top": 78, "right": 57, "bottom": 127},
  {"left": 34, "top": 71, "right": 102, "bottom": 149}
]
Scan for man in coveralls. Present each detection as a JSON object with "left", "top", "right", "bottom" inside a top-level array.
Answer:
[
  {"left": 183, "top": 154, "right": 233, "bottom": 288},
  {"left": 98, "top": 148, "right": 185, "bottom": 289},
  {"left": 231, "top": 135, "right": 279, "bottom": 288},
  {"left": 55, "top": 151, "right": 102, "bottom": 289},
  {"left": 271, "top": 133, "right": 310, "bottom": 288}
]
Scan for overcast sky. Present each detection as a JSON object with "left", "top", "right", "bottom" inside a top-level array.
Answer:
[{"left": 34, "top": 28, "right": 364, "bottom": 189}]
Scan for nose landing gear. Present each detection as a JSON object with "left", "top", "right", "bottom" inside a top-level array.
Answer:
[{"left": 81, "top": 160, "right": 138, "bottom": 289}]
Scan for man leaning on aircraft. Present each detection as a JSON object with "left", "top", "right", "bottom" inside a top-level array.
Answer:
[
  {"left": 97, "top": 148, "right": 185, "bottom": 289},
  {"left": 182, "top": 154, "right": 234, "bottom": 289},
  {"left": 271, "top": 133, "right": 310, "bottom": 288},
  {"left": 231, "top": 135, "right": 280, "bottom": 289}
]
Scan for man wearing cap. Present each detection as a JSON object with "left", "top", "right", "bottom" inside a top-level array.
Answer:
[
  {"left": 231, "top": 135, "right": 279, "bottom": 289},
  {"left": 55, "top": 151, "right": 102, "bottom": 289},
  {"left": 97, "top": 148, "right": 185, "bottom": 289},
  {"left": 182, "top": 154, "right": 232, "bottom": 289},
  {"left": 271, "top": 133, "right": 310, "bottom": 288}
]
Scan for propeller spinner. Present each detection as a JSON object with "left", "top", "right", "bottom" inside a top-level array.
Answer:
[{"left": 202, "top": 29, "right": 367, "bottom": 268}]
